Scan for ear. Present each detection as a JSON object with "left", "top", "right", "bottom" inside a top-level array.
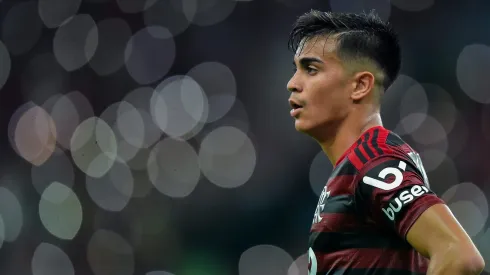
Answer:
[{"left": 350, "top": 71, "right": 375, "bottom": 101}]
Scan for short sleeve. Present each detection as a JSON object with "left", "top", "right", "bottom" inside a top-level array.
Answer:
[{"left": 355, "top": 155, "right": 445, "bottom": 239}]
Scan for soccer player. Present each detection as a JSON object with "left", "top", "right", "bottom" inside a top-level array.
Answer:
[{"left": 287, "top": 10, "right": 485, "bottom": 275}]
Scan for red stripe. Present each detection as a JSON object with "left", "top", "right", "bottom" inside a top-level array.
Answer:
[
  {"left": 315, "top": 248, "right": 429, "bottom": 273},
  {"left": 377, "top": 128, "right": 392, "bottom": 155},
  {"left": 348, "top": 152, "right": 364, "bottom": 170}
]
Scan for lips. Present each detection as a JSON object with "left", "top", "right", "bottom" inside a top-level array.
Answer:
[
  {"left": 288, "top": 98, "right": 303, "bottom": 109},
  {"left": 289, "top": 98, "right": 303, "bottom": 117}
]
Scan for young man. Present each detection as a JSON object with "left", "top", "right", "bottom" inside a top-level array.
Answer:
[{"left": 287, "top": 10, "right": 485, "bottom": 275}]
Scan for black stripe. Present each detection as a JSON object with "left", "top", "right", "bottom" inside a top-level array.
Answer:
[
  {"left": 310, "top": 231, "right": 411, "bottom": 252},
  {"left": 357, "top": 138, "right": 362, "bottom": 145},
  {"left": 386, "top": 132, "right": 405, "bottom": 147},
  {"left": 361, "top": 132, "right": 376, "bottom": 159},
  {"left": 320, "top": 268, "right": 425, "bottom": 275},
  {"left": 354, "top": 148, "right": 367, "bottom": 163},
  {"left": 322, "top": 195, "right": 355, "bottom": 214},
  {"left": 362, "top": 142, "right": 376, "bottom": 160},
  {"left": 372, "top": 129, "right": 384, "bottom": 155}
]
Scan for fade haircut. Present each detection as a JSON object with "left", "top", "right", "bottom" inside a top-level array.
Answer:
[{"left": 288, "top": 10, "right": 401, "bottom": 91}]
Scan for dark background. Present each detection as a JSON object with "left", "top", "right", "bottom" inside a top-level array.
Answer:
[{"left": 0, "top": 0, "right": 489, "bottom": 274}]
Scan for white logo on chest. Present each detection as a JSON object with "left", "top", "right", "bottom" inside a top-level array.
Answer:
[{"left": 312, "top": 186, "right": 330, "bottom": 224}]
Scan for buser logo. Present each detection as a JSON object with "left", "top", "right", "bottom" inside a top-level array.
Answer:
[{"left": 382, "top": 185, "right": 430, "bottom": 221}]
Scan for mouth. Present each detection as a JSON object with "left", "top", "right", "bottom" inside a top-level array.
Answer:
[
  {"left": 289, "top": 99, "right": 303, "bottom": 110},
  {"left": 289, "top": 99, "right": 303, "bottom": 117}
]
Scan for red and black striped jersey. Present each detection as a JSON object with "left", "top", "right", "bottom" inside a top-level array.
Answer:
[{"left": 308, "top": 126, "right": 445, "bottom": 275}]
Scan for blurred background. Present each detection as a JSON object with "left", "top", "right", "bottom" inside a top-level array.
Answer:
[{"left": 0, "top": 0, "right": 489, "bottom": 274}]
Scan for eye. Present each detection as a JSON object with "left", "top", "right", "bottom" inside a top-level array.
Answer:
[{"left": 306, "top": 67, "right": 317, "bottom": 75}]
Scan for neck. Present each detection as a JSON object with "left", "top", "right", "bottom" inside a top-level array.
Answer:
[{"left": 318, "top": 109, "right": 383, "bottom": 166}]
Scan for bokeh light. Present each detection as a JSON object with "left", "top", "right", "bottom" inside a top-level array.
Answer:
[
  {"left": 32, "top": 243, "right": 75, "bottom": 275},
  {"left": 2, "top": 1, "right": 43, "bottom": 56},
  {"left": 39, "top": 182, "right": 82, "bottom": 240},
  {"left": 38, "top": 0, "right": 81, "bottom": 28},
  {"left": 457, "top": 44, "right": 490, "bottom": 104},
  {"left": 1, "top": 2, "right": 490, "bottom": 275},
  {"left": 199, "top": 126, "right": 256, "bottom": 189},
  {"left": 239, "top": 245, "right": 296, "bottom": 275},
  {"left": 125, "top": 26, "right": 176, "bottom": 85},
  {"left": 53, "top": 14, "right": 98, "bottom": 71}
]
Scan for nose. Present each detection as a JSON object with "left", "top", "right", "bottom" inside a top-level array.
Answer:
[{"left": 287, "top": 74, "right": 300, "bottom": 93}]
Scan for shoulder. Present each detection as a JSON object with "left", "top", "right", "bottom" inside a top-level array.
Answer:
[{"left": 347, "top": 127, "right": 417, "bottom": 172}]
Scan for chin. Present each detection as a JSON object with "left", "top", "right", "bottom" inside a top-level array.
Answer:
[{"left": 294, "top": 119, "right": 314, "bottom": 133}]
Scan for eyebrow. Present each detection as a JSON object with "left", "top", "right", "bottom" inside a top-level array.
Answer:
[{"left": 293, "top": 57, "right": 324, "bottom": 67}]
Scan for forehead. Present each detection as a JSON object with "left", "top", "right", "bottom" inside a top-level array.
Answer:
[{"left": 295, "top": 36, "right": 339, "bottom": 61}]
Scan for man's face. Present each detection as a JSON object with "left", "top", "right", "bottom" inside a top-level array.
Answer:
[{"left": 287, "top": 37, "right": 353, "bottom": 136}]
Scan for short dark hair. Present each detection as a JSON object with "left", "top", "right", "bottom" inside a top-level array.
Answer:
[{"left": 288, "top": 10, "right": 401, "bottom": 90}]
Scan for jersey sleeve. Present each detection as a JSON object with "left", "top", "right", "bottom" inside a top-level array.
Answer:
[{"left": 354, "top": 155, "right": 445, "bottom": 239}]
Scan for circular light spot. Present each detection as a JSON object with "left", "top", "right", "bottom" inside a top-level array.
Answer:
[
  {"left": 147, "top": 138, "right": 200, "bottom": 198},
  {"left": 50, "top": 93, "right": 82, "bottom": 150},
  {"left": 239, "top": 245, "right": 295, "bottom": 275},
  {"left": 89, "top": 18, "right": 132, "bottom": 76},
  {"left": 183, "top": 0, "right": 237, "bottom": 27},
  {"left": 151, "top": 75, "right": 208, "bottom": 139},
  {"left": 199, "top": 126, "right": 256, "bottom": 188},
  {"left": 32, "top": 243, "right": 75, "bottom": 275},
  {"left": 410, "top": 115, "right": 448, "bottom": 145},
  {"left": 426, "top": 155, "right": 458, "bottom": 195},
  {"left": 39, "top": 182, "right": 82, "bottom": 240},
  {"left": 394, "top": 113, "right": 426, "bottom": 137},
  {"left": 329, "top": 0, "right": 391, "bottom": 21},
  {"left": 70, "top": 117, "right": 117, "bottom": 178},
  {"left": 125, "top": 26, "right": 175, "bottom": 85},
  {"left": 100, "top": 102, "right": 144, "bottom": 163},
  {"left": 423, "top": 84, "right": 457, "bottom": 134},
  {"left": 116, "top": 102, "right": 145, "bottom": 148},
  {"left": 441, "top": 182, "right": 488, "bottom": 236},
  {"left": 53, "top": 14, "right": 98, "bottom": 71},
  {"left": 399, "top": 82, "right": 428, "bottom": 131},
  {"left": 86, "top": 161, "right": 133, "bottom": 211},
  {"left": 0, "top": 40, "right": 11, "bottom": 91},
  {"left": 0, "top": 187, "right": 23, "bottom": 242},
  {"left": 2, "top": 1, "right": 43, "bottom": 55},
  {"left": 87, "top": 229, "right": 135, "bottom": 275},
  {"left": 21, "top": 53, "right": 69, "bottom": 103},
  {"left": 13, "top": 105, "right": 57, "bottom": 166},
  {"left": 187, "top": 62, "right": 237, "bottom": 123},
  {"left": 418, "top": 149, "right": 446, "bottom": 172},
  {"left": 381, "top": 75, "right": 422, "bottom": 130},
  {"left": 309, "top": 151, "right": 333, "bottom": 197},
  {"left": 447, "top": 201, "right": 485, "bottom": 237},
  {"left": 122, "top": 87, "right": 162, "bottom": 147},
  {"left": 390, "top": 0, "right": 435, "bottom": 11},
  {"left": 144, "top": 0, "right": 193, "bottom": 37},
  {"left": 288, "top": 253, "right": 308, "bottom": 275},
  {"left": 457, "top": 44, "right": 490, "bottom": 104},
  {"left": 38, "top": 0, "right": 81, "bottom": 28},
  {"left": 31, "top": 148, "right": 74, "bottom": 200},
  {"left": 117, "top": 0, "right": 158, "bottom": 13}
]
